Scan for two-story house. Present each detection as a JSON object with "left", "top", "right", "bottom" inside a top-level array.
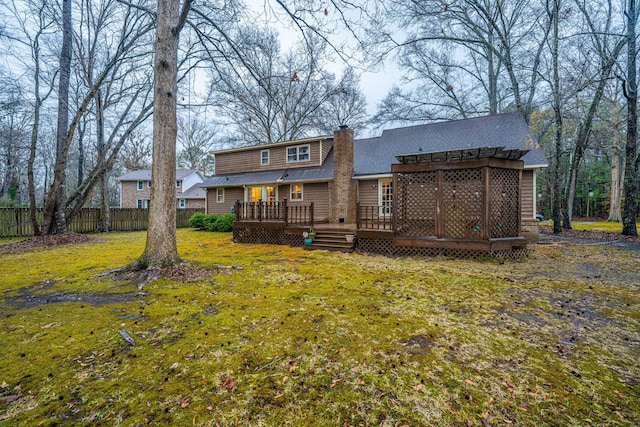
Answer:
[
  {"left": 116, "top": 169, "right": 206, "bottom": 209},
  {"left": 202, "top": 113, "right": 547, "bottom": 233}
]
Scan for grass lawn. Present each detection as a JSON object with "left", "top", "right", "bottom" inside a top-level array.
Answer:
[{"left": 0, "top": 229, "right": 638, "bottom": 426}]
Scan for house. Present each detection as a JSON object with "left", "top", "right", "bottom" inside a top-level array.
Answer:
[
  {"left": 201, "top": 113, "right": 548, "bottom": 257},
  {"left": 116, "top": 169, "right": 206, "bottom": 209}
]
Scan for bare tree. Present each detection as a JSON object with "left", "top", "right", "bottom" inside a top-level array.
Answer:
[
  {"left": 622, "top": 0, "right": 639, "bottom": 236},
  {"left": 207, "top": 28, "right": 367, "bottom": 145},
  {"left": 371, "top": 0, "right": 551, "bottom": 124},
  {"left": 177, "top": 116, "right": 216, "bottom": 174}
]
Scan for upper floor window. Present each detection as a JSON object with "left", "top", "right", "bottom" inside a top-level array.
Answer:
[
  {"left": 147, "top": 181, "right": 151, "bottom": 188},
  {"left": 286, "top": 144, "right": 310, "bottom": 163},
  {"left": 261, "top": 149, "right": 270, "bottom": 166},
  {"left": 216, "top": 188, "right": 225, "bottom": 203},
  {"left": 176, "top": 180, "right": 181, "bottom": 188},
  {"left": 137, "top": 181, "right": 143, "bottom": 190}
]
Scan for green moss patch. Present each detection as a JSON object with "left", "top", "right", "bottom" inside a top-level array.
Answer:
[{"left": 0, "top": 230, "right": 638, "bottom": 425}]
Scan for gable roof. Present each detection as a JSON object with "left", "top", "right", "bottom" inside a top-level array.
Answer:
[
  {"left": 201, "top": 113, "right": 548, "bottom": 188},
  {"left": 354, "top": 113, "right": 547, "bottom": 177},
  {"left": 179, "top": 185, "right": 206, "bottom": 199},
  {"left": 117, "top": 169, "right": 201, "bottom": 181}
]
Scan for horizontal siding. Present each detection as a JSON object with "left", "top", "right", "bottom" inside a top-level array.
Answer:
[
  {"left": 358, "top": 179, "right": 379, "bottom": 205},
  {"left": 521, "top": 170, "right": 534, "bottom": 218},
  {"left": 215, "top": 141, "right": 325, "bottom": 175},
  {"left": 206, "top": 187, "right": 243, "bottom": 214},
  {"left": 281, "top": 182, "right": 329, "bottom": 222}
]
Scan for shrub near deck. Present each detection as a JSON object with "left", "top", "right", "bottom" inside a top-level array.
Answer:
[{"left": 0, "top": 229, "right": 638, "bottom": 426}]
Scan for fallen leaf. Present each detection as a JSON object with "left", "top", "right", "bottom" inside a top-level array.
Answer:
[
  {"left": 464, "top": 379, "right": 478, "bottom": 386},
  {"left": 41, "top": 322, "right": 58, "bottom": 329},
  {"left": 219, "top": 374, "right": 237, "bottom": 393},
  {"left": 413, "top": 383, "right": 424, "bottom": 391},
  {"left": 1, "top": 381, "right": 8, "bottom": 389}
]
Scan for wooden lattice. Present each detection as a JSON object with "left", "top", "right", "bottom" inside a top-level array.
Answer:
[
  {"left": 442, "top": 168, "right": 483, "bottom": 239},
  {"left": 395, "top": 171, "right": 437, "bottom": 236},
  {"left": 233, "top": 226, "right": 284, "bottom": 245},
  {"left": 489, "top": 168, "right": 520, "bottom": 238},
  {"left": 356, "top": 238, "right": 526, "bottom": 260}
]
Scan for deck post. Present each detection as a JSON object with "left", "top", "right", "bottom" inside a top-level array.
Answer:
[
  {"left": 310, "top": 202, "right": 314, "bottom": 227},
  {"left": 356, "top": 202, "right": 360, "bottom": 228},
  {"left": 235, "top": 200, "right": 242, "bottom": 222},
  {"left": 283, "top": 198, "right": 288, "bottom": 225}
]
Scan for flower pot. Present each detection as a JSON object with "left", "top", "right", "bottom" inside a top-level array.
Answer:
[
  {"left": 345, "top": 234, "right": 355, "bottom": 243},
  {"left": 304, "top": 238, "right": 313, "bottom": 245}
]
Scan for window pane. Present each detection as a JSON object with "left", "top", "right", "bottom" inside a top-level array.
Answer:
[{"left": 299, "top": 146, "right": 309, "bottom": 160}]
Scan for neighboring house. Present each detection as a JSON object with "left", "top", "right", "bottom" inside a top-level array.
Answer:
[
  {"left": 116, "top": 169, "right": 206, "bottom": 209},
  {"left": 202, "top": 113, "right": 548, "bottom": 256}
]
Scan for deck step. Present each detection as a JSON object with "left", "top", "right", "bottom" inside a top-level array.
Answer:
[{"left": 304, "top": 230, "right": 356, "bottom": 252}]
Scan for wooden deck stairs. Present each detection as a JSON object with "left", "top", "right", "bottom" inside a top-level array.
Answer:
[{"left": 304, "top": 229, "right": 355, "bottom": 252}]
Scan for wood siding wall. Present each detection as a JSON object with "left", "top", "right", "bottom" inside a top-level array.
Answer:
[
  {"left": 521, "top": 170, "right": 534, "bottom": 219},
  {"left": 279, "top": 182, "right": 330, "bottom": 222},
  {"left": 206, "top": 187, "right": 244, "bottom": 214},
  {"left": 357, "top": 179, "right": 380, "bottom": 205},
  {"left": 215, "top": 140, "right": 327, "bottom": 175}
]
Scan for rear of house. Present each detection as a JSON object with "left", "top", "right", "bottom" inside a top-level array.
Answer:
[{"left": 202, "top": 113, "right": 547, "bottom": 238}]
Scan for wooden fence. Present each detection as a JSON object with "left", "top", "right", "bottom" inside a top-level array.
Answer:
[{"left": 0, "top": 208, "right": 204, "bottom": 238}]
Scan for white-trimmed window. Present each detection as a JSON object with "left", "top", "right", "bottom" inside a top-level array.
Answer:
[
  {"left": 178, "top": 199, "right": 186, "bottom": 209},
  {"left": 137, "top": 181, "right": 143, "bottom": 190},
  {"left": 261, "top": 149, "right": 270, "bottom": 166},
  {"left": 137, "top": 199, "right": 150, "bottom": 209},
  {"left": 147, "top": 181, "right": 151, "bottom": 188},
  {"left": 286, "top": 144, "right": 310, "bottom": 163},
  {"left": 216, "top": 188, "right": 225, "bottom": 203},
  {"left": 290, "top": 183, "right": 303, "bottom": 200},
  {"left": 379, "top": 179, "right": 393, "bottom": 216}
]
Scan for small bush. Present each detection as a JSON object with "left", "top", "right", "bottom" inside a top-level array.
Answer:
[
  {"left": 188, "top": 212, "right": 208, "bottom": 230},
  {"left": 189, "top": 212, "right": 235, "bottom": 232}
]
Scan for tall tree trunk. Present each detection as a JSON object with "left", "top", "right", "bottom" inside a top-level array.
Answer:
[
  {"left": 609, "top": 94, "right": 624, "bottom": 222},
  {"left": 551, "top": 0, "right": 564, "bottom": 234},
  {"left": 95, "top": 89, "right": 110, "bottom": 232},
  {"left": 133, "top": 0, "right": 190, "bottom": 268},
  {"left": 42, "top": 0, "right": 72, "bottom": 235},
  {"left": 623, "top": 0, "right": 639, "bottom": 236}
]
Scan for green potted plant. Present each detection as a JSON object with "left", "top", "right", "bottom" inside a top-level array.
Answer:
[{"left": 308, "top": 226, "right": 315, "bottom": 241}]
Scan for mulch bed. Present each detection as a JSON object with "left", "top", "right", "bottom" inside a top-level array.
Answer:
[{"left": 0, "top": 232, "right": 95, "bottom": 254}]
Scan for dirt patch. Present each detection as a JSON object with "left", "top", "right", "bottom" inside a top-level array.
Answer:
[
  {"left": 0, "top": 232, "right": 95, "bottom": 254},
  {"left": 4, "top": 287, "right": 147, "bottom": 309},
  {"left": 539, "top": 225, "right": 640, "bottom": 248}
]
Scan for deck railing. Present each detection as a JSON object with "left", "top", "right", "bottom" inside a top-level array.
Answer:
[
  {"left": 234, "top": 199, "right": 314, "bottom": 226},
  {"left": 357, "top": 204, "right": 393, "bottom": 230}
]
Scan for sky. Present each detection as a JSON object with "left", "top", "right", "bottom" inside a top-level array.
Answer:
[{"left": 243, "top": 0, "right": 401, "bottom": 125}]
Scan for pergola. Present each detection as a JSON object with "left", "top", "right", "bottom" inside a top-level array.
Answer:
[{"left": 389, "top": 146, "right": 529, "bottom": 255}]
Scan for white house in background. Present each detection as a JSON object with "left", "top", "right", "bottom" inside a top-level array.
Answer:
[{"left": 116, "top": 169, "right": 206, "bottom": 209}]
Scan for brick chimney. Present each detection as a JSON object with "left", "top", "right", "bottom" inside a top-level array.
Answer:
[{"left": 328, "top": 125, "right": 357, "bottom": 224}]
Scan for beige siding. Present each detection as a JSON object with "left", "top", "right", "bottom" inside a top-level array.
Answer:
[
  {"left": 206, "top": 187, "right": 244, "bottom": 214},
  {"left": 321, "top": 140, "right": 333, "bottom": 163},
  {"left": 358, "top": 179, "right": 379, "bottom": 205},
  {"left": 280, "top": 182, "right": 329, "bottom": 222},
  {"left": 215, "top": 141, "right": 325, "bottom": 175},
  {"left": 521, "top": 170, "right": 534, "bottom": 219}
]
